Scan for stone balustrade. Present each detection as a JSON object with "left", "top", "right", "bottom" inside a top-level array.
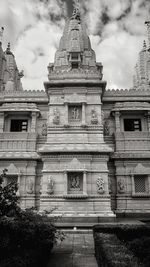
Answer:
[
  {"left": 0, "top": 132, "right": 37, "bottom": 151},
  {"left": 115, "top": 132, "right": 150, "bottom": 151}
]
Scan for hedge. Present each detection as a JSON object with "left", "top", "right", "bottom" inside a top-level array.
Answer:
[{"left": 94, "top": 232, "right": 142, "bottom": 267}]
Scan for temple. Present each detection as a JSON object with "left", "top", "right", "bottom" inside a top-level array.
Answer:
[{"left": 1, "top": 11, "right": 150, "bottom": 222}]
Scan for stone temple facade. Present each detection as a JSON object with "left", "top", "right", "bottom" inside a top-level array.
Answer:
[{"left": 1, "top": 10, "right": 150, "bottom": 221}]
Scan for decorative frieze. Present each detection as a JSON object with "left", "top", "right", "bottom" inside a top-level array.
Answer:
[{"left": 97, "top": 177, "right": 105, "bottom": 194}]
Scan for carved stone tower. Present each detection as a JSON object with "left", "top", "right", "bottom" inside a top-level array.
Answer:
[{"left": 39, "top": 9, "right": 115, "bottom": 221}]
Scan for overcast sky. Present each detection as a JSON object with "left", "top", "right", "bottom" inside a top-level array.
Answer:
[{"left": 0, "top": 0, "right": 150, "bottom": 90}]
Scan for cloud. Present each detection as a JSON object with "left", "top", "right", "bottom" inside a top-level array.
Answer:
[{"left": 0, "top": 0, "right": 150, "bottom": 90}]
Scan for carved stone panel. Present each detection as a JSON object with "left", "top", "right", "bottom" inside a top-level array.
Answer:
[
  {"left": 68, "top": 172, "right": 83, "bottom": 194},
  {"left": 68, "top": 106, "right": 82, "bottom": 123},
  {"left": 97, "top": 177, "right": 105, "bottom": 194},
  {"left": 47, "top": 177, "right": 54, "bottom": 194}
]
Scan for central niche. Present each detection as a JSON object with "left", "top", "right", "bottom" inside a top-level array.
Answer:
[
  {"left": 68, "top": 172, "right": 83, "bottom": 194},
  {"left": 68, "top": 105, "right": 82, "bottom": 123}
]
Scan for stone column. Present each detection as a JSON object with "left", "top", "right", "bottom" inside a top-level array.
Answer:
[
  {"left": 31, "top": 112, "right": 37, "bottom": 132},
  {"left": 83, "top": 171, "right": 87, "bottom": 195},
  {"left": 63, "top": 171, "right": 68, "bottom": 195},
  {"left": 131, "top": 174, "right": 135, "bottom": 195},
  {"left": 147, "top": 111, "right": 150, "bottom": 131},
  {"left": 0, "top": 112, "right": 4, "bottom": 132},
  {"left": 64, "top": 102, "right": 68, "bottom": 126},
  {"left": 114, "top": 111, "right": 121, "bottom": 132},
  {"left": 16, "top": 171, "right": 21, "bottom": 197},
  {"left": 82, "top": 102, "right": 86, "bottom": 126}
]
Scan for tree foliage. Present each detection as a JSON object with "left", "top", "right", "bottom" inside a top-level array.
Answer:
[{"left": 0, "top": 169, "right": 20, "bottom": 216}]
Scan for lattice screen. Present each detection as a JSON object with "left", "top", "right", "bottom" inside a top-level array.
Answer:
[{"left": 134, "top": 175, "right": 146, "bottom": 193}]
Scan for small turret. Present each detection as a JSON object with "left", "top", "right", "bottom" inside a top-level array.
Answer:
[
  {"left": 4, "top": 42, "right": 23, "bottom": 91},
  {"left": 133, "top": 23, "right": 150, "bottom": 90}
]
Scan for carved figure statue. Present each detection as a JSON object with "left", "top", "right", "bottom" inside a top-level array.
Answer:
[
  {"left": 47, "top": 177, "right": 54, "bottom": 194},
  {"left": 70, "top": 174, "right": 80, "bottom": 189},
  {"left": 42, "top": 123, "right": 47, "bottom": 136},
  {"left": 97, "top": 177, "right": 105, "bottom": 194},
  {"left": 118, "top": 179, "right": 125, "bottom": 193},
  {"left": 72, "top": 107, "right": 79, "bottom": 120},
  {"left": 103, "top": 120, "right": 110, "bottom": 136},
  {"left": 53, "top": 108, "right": 60, "bottom": 125},
  {"left": 27, "top": 178, "right": 34, "bottom": 194},
  {"left": 91, "top": 109, "right": 98, "bottom": 124}
]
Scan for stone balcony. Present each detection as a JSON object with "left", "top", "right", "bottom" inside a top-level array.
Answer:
[
  {"left": 0, "top": 132, "right": 37, "bottom": 151},
  {"left": 115, "top": 132, "right": 150, "bottom": 152}
]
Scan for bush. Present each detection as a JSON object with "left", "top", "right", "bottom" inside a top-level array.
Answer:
[
  {"left": 94, "top": 232, "right": 142, "bottom": 267},
  {"left": 93, "top": 224, "right": 150, "bottom": 267},
  {"left": 0, "top": 210, "right": 64, "bottom": 267}
]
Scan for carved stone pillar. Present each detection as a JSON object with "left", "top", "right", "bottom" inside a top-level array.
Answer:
[
  {"left": 64, "top": 102, "right": 68, "bottom": 126},
  {"left": 83, "top": 171, "right": 87, "bottom": 195},
  {"left": 0, "top": 112, "right": 4, "bottom": 132},
  {"left": 147, "top": 111, "right": 150, "bottom": 131},
  {"left": 16, "top": 172, "right": 21, "bottom": 197},
  {"left": 114, "top": 111, "right": 121, "bottom": 132},
  {"left": 64, "top": 171, "right": 68, "bottom": 195},
  {"left": 82, "top": 103, "right": 86, "bottom": 126},
  {"left": 31, "top": 112, "right": 37, "bottom": 132}
]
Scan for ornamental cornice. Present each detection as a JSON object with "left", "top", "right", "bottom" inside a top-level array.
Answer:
[
  {"left": 0, "top": 102, "right": 40, "bottom": 112},
  {"left": 112, "top": 101, "right": 150, "bottom": 112}
]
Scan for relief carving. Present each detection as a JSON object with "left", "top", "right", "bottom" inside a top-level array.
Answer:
[
  {"left": 47, "top": 177, "right": 54, "bottom": 194},
  {"left": 97, "top": 177, "right": 105, "bottom": 194},
  {"left": 117, "top": 179, "right": 125, "bottom": 193},
  {"left": 27, "top": 178, "right": 34, "bottom": 194},
  {"left": 70, "top": 174, "right": 80, "bottom": 189},
  {"left": 103, "top": 120, "right": 110, "bottom": 136},
  {"left": 72, "top": 107, "right": 80, "bottom": 120},
  {"left": 91, "top": 109, "right": 98, "bottom": 124},
  {"left": 53, "top": 108, "right": 60, "bottom": 125},
  {"left": 41, "top": 123, "right": 47, "bottom": 136}
]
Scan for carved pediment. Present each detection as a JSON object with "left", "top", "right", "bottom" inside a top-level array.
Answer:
[
  {"left": 66, "top": 157, "right": 83, "bottom": 170},
  {"left": 134, "top": 163, "right": 150, "bottom": 174},
  {"left": 7, "top": 163, "right": 19, "bottom": 175}
]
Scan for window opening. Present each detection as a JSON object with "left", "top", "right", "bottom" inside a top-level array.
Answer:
[
  {"left": 124, "top": 119, "right": 141, "bottom": 131},
  {"left": 10, "top": 120, "right": 28, "bottom": 132},
  {"left": 134, "top": 175, "right": 147, "bottom": 193}
]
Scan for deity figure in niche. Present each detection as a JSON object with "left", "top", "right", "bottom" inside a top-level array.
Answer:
[
  {"left": 72, "top": 107, "right": 79, "bottom": 120},
  {"left": 53, "top": 108, "right": 60, "bottom": 125},
  {"left": 47, "top": 177, "right": 54, "bottom": 194},
  {"left": 27, "top": 178, "right": 34, "bottom": 194},
  {"left": 117, "top": 179, "right": 125, "bottom": 193},
  {"left": 41, "top": 123, "right": 47, "bottom": 136},
  {"left": 70, "top": 174, "right": 80, "bottom": 189},
  {"left": 91, "top": 109, "right": 98, "bottom": 124},
  {"left": 97, "top": 177, "right": 105, "bottom": 194},
  {"left": 103, "top": 120, "right": 110, "bottom": 136}
]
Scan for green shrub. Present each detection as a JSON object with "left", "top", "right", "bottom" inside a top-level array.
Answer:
[
  {"left": 94, "top": 232, "right": 142, "bottom": 267},
  {"left": 0, "top": 210, "right": 64, "bottom": 267}
]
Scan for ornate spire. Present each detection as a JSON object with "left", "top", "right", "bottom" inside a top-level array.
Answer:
[
  {"left": 145, "top": 21, "right": 150, "bottom": 51},
  {"left": 0, "top": 27, "right": 4, "bottom": 45}
]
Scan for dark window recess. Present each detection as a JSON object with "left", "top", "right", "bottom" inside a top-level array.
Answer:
[
  {"left": 134, "top": 175, "right": 146, "bottom": 193},
  {"left": 10, "top": 120, "right": 28, "bottom": 132},
  {"left": 124, "top": 119, "right": 141, "bottom": 131},
  {"left": 71, "top": 53, "right": 79, "bottom": 60},
  {"left": 72, "top": 62, "right": 78, "bottom": 69}
]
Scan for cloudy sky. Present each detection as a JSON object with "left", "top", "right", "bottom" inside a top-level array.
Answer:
[{"left": 0, "top": 0, "right": 150, "bottom": 90}]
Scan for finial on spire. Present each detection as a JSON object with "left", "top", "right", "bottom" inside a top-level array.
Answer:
[
  {"left": 6, "top": 42, "right": 11, "bottom": 54},
  {"left": 0, "top": 27, "right": 4, "bottom": 45},
  {"left": 143, "top": 40, "right": 147, "bottom": 49},
  {"left": 71, "top": 0, "right": 80, "bottom": 20}
]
